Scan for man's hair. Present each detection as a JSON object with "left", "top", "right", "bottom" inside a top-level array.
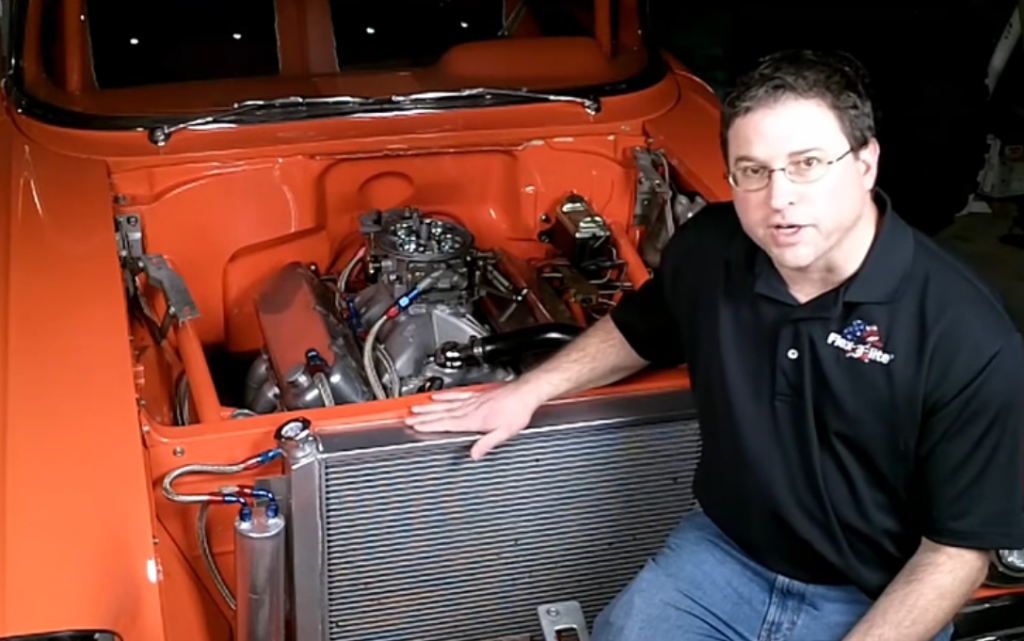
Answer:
[{"left": 719, "top": 49, "right": 876, "bottom": 162}]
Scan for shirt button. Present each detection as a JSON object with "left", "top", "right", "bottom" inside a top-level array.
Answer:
[{"left": 786, "top": 348, "right": 799, "bottom": 360}]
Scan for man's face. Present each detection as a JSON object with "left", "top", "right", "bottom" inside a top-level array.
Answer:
[{"left": 726, "top": 97, "right": 879, "bottom": 274}]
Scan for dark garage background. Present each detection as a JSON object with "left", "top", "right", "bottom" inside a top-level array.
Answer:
[{"left": 648, "top": 0, "right": 1021, "bottom": 237}]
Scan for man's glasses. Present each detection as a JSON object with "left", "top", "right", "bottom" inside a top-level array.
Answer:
[{"left": 727, "top": 148, "right": 854, "bottom": 191}]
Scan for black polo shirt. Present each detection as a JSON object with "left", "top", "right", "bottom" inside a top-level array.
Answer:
[{"left": 611, "top": 190, "right": 1024, "bottom": 598}]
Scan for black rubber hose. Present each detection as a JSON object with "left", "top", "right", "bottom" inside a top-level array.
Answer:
[{"left": 468, "top": 323, "right": 583, "bottom": 365}]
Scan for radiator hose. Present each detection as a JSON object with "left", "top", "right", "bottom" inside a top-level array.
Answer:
[{"left": 434, "top": 323, "right": 582, "bottom": 368}]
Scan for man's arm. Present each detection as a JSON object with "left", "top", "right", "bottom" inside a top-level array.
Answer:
[
  {"left": 510, "top": 251, "right": 690, "bottom": 404},
  {"left": 406, "top": 229, "right": 690, "bottom": 459},
  {"left": 846, "top": 330, "right": 1024, "bottom": 640},
  {"left": 405, "top": 267, "right": 687, "bottom": 459},
  {"left": 841, "top": 538, "right": 989, "bottom": 641},
  {"left": 503, "top": 313, "right": 653, "bottom": 406}
]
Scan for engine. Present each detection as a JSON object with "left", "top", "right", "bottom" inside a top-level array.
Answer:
[
  {"left": 241, "top": 202, "right": 624, "bottom": 414},
  {"left": 352, "top": 207, "right": 514, "bottom": 398}
]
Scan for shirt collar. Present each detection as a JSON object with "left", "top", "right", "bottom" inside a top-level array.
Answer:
[{"left": 751, "top": 188, "right": 915, "bottom": 306}]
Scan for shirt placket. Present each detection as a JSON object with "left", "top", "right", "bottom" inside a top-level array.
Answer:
[{"left": 775, "top": 320, "right": 805, "bottom": 400}]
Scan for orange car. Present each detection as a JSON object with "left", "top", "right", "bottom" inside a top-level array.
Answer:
[{"left": 0, "top": 1, "right": 1020, "bottom": 640}]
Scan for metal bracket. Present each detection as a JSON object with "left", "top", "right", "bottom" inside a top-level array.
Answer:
[
  {"left": 633, "top": 147, "right": 672, "bottom": 227},
  {"left": 538, "top": 601, "right": 590, "bottom": 641},
  {"left": 116, "top": 214, "right": 144, "bottom": 260},
  {"left": 116, "top": 215, "right": 200, "bottom": 343}
]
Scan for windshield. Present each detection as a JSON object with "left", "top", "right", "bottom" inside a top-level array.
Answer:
[{"left": 9, "top": 0, "right": 660, "bottom": 127}]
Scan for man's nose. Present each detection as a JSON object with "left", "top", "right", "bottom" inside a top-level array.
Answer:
[{"left": 767, "top": 170, "right": 797, "bottom": 210}]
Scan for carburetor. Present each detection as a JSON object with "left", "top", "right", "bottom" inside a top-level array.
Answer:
[{"left": 358, "top": 207, "right": 478, "bottom": 308}]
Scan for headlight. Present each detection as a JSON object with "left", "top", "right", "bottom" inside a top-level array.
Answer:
[{"left": 995, "top": 548, "right": 1024, "bottom": 577}]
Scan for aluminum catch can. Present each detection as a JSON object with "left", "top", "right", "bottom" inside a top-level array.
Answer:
[{"left": 235, "top": 503, "right": 287, "bottom": 641}]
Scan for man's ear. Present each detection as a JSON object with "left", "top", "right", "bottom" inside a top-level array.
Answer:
[{"left": 857, "top": 138, "right": 881, "bottom": 190}]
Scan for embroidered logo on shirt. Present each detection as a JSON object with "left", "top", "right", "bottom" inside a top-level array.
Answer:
[{"left": 826, "top": 319, "right": 895, "bottom": 365}]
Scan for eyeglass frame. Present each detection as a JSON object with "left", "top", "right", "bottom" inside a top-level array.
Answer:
[{"left": 725, "top": 147, "right": 856, "bottom": 191}]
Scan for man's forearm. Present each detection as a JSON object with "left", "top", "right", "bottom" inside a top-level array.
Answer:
[
  {"left": 511, "top": 315, "right": 650, "bottom": 405},
  {"left": 843, "top": 540, "right": 989, "bottom": 641}
]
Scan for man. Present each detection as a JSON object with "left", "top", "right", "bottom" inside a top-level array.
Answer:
[{"left": 404, "top": 50, "right": 1024, "bottom": 641}]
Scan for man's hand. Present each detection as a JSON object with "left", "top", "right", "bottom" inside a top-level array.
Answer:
[
  {"left": 404, "top": 382, "right": 545, "bottom": 460},
  {"left": 842, "top": 539, "right": 989, "bottom": 641},
  {"left": 403, "top": 315, "right": 655, "bottom": 460}
]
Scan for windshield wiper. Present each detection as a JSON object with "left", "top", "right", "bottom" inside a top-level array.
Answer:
[
  {"left": 146, "top": 88, "right": 600, "bottom": 146},
  {"left": 147, "top": 95, "right": 373, "bottom": 146},
  {"left": 389, "top": 88, "right": 601, "bottom": 115}
]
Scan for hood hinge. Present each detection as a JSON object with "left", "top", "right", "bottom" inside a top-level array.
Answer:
[{"left": 116, "top": 214, "right": 200, "bottom": 343}]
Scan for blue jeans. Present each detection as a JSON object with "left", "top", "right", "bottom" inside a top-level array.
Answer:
[{"left": 591, "top": 510, "right": 954, "bottom": 641}]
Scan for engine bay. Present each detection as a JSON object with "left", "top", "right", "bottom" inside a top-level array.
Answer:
[{"left": 116, "top": 139, "right": 705, "bottom": 429}]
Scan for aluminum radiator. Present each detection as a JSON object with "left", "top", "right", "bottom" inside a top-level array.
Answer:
[{"left": 273, "top": 388, "right": 702, "bottom": 641}]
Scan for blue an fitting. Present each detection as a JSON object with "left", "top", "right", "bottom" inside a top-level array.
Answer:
[
  {"left": 256, "top": 449, "right": 282, "bottom": 465},
  {"left": 304, "top": 349, "right": 330, "bottom": 375},
  {"left": 250, "top": 488, "right": 276, "bottom": 502},
  {"left": 397, "top": 287, "right": 423, "bottom": 312},
  {"left": 344, "top": 297, "right": 362, "bottom": 332},
  {"left": 389, "top": 270, "right": 445, "bottom": 317}
]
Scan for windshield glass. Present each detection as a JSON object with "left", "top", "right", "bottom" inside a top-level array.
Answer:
[{"left": 11, "top": 0, "right": 657, "bottom": 125}]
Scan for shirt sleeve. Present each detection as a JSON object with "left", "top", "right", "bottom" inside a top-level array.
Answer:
[
  {"left": 608, "top": 231, "right": 688, "bottom": 368},
  {"left": 916, "top": 331, "right": 1024, "bottom": 550}
]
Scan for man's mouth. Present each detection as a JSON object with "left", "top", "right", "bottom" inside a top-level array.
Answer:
[
  {"left": 773, "top": 223, "right": 804, "bottom": 231},
  {"left": 770, "top": 224, "right": 807, "bottom": 240}
]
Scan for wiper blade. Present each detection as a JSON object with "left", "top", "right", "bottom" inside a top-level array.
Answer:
[
  {"left": 390, "top": 88, "right": 601, "bottom": 115},
  {"left": 146, "top": 95, "right": 372, "bottom": 146},
  {"left": 145, "top": 87, "right": 600, "bottom": 146}
]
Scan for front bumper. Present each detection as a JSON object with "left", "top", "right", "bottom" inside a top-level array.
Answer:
[{"left": 954, "top": 592, "right": 1024, "bottom": 641}]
